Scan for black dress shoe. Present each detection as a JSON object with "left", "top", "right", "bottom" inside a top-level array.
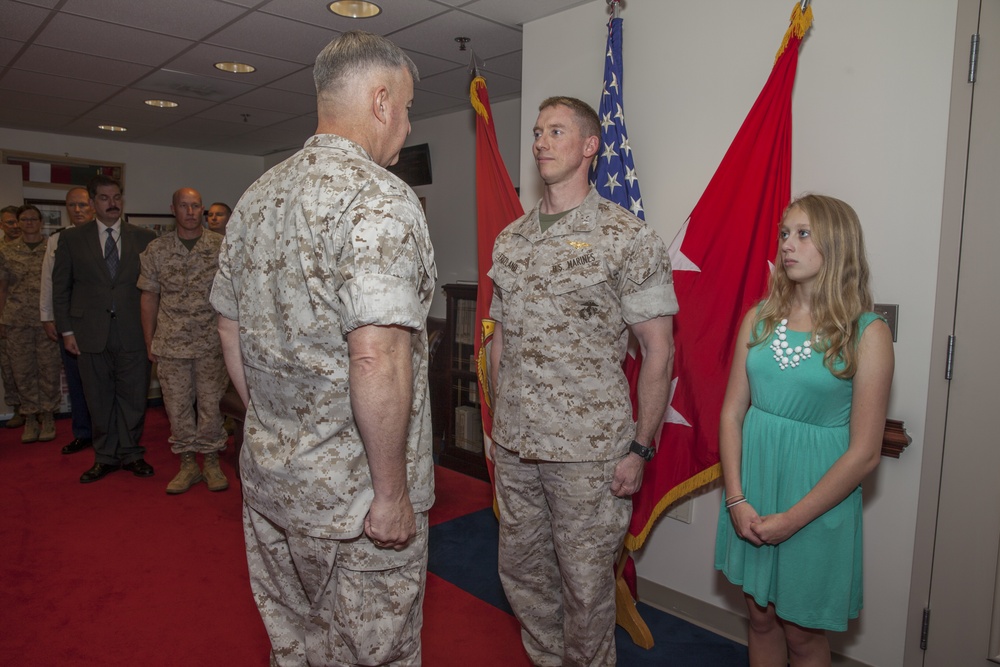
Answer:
[
  {"left": 61, "top": 438, "right": 93, "bottom": 455},
  {"left": 122, "top": 458, "right": 154, "bottom": 477},
  {"left": 80, "top": 462, "right": 121, "bottom": 484}
]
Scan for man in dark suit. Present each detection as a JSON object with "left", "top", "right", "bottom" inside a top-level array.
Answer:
[{"left": 52, "top": 175, "right": 157, "bottom": 483}]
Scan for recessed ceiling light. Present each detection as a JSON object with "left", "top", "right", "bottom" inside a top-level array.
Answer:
[
  {"left": 214, "top": 61, "right": 256, "bottom": 74},
  {"left": 328, "top": 1, "right": 382, "bottom": 18},
  {"left": 144, "top": 99, "right": 179, "bottom": 108},
  {"left": 98, "top": 125, "right": 127, "bottom": 132}
]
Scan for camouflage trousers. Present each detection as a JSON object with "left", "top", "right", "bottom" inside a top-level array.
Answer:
[
  {"left": 6, "top": 326, "right": 60, "bottom": 414},
  {"left": 157, "top": 355, "right": 229, "bottom": 454},
  {"left": 494, "top": 445, "right": 631, "bottom": 667},
  {"left": 243, "top": 503, "right": 428, "bottom": 666},
  {"left": 0, "top": 335, "right": 20, "bottom": 407}
]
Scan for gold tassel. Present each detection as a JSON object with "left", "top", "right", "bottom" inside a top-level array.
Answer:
[
  {"left": 470, "top": 76, "right": 489, "bottom": 122},
  {"left": 775, "top": 2, "right": 814, "bottom": 64}
]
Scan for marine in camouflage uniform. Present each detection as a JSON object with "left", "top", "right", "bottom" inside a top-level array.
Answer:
[
  {"left": 488, "top": 98, "right": 678, "bottom": 667},
  {"left": 139, "top": 187, "right": 229, "bottom": 495},
  {"left": 0, "top": 205, "right": 61, "bottom": 443},
  {"left": 0, "top": 206, "right": 23, "bottom": 427},
  {"left": 211, "top": 31, "right": 436, "bottom": 667}
]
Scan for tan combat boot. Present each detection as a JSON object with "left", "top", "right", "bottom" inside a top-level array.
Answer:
[
  {"left": 6, "top": 407, "right": 24, "bottom": 429},
  {"left": 21, "top": 415, "right": 40, "bottom": 443},
  {"left": 202, "top": 451, "right": 229, "bottom": 492},
  {"left": 166, "top": 451, "right": 203, "bottom": 494},
  {"left": 38, "top": 413, "right": 56, "bottom": 441}
]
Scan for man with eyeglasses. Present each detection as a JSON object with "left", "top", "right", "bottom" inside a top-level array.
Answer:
[
  {"left": 39, "top": 188, "right": 94, "bottom": 455},
  {"left": 0, "top": 205, "right": 23, "bottom": 429},
  {"left": 139, "top": 187, "right": 229, "bottom": 495},
  {"left": 52, "top": 176, "right": 157, "bottom": 484}
]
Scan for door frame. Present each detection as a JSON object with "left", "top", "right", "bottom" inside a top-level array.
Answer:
[{"left": 904, "top": 0, "right": 981, "bottom": 663}]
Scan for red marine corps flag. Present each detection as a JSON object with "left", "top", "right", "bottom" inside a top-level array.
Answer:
[
  {"left": 625, "top": 2, "right": 814, "bottom": 551},
  {"left": 470, "top": 74, "right": 524, "bottom": 488}
]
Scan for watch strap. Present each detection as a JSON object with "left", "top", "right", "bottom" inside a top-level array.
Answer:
[{"left": 629, "top": 440, "right": 655, "bottom": 462}]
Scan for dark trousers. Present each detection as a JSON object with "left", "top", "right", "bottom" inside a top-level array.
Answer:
[
  {"left": 78, "top": 321, "right": 150, "bottom": 465},
  {"left": 60, "top": 339, "right": 92, "bottom": 440}
]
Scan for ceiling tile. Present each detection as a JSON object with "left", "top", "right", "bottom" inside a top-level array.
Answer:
[
  {"left": 262, "top": 0, "right": 449, "bottom": 35},
  {"left": 59, "top": 115, "right": 165, "bottom": 138},
  {"left": 33, "top": 13, "right": 194, "bottom": 66},
  {"left": 165, "top": 43, "right": 305, "bottom": 86},
  {"left": 196, "top": 104, "right": 297, "bottom": 127},
  {"left": 206, "top": 13, "right": 340, "bottom": 66},
  {"left": 477, "top": 49, "right": 520, "bottom": 81},
  {"left": 410, "top": 88, "right": 474, "bottom": 119},
  {"left": 11, "top": 44, "right": 154, "bottom": 86},
  {"left": 0, "top": 69, "right": 122, "bottom": 102},
  {"left": 0, "top": 38, "right": 26, "bottom": 67},
  {"left": 417, "top": 67, "right": 518, "bottom": 101},
  {"left": 390, "top": 9, "right": 521, "bottom": 65},
  {"left": 460, "top": 0, "right": 595, "bottom": 27},
  {"left": 58, "top": 0, "right": 249, "bottom": 39},
  {"left": 268, "top": 68, "right": 316, "bottom": 96},
  {"left": 2, "top": 91, "right": 94, "bottom": 116},
  {"left": 228, "top": 87, "right": 316, "bottom": 115},
  {"left": 132, "top": 69, "right": 256, "bottom": 103},
  {"left": 103, "top": 88, "right": 219, "bottom": 115},
  {"left": 2, "top": 0, "right": 51, "bottom": 41},
  {"left": 406, "top": 51, "right": 466, "bottom": 80},
  {"left": 72, "top": 102, "right": 192, "bottom": 129},
  {"left": 0, "top": 107, "right": 76, "bottom": 131},
  {"left": 10, "top": 0, "right": 61, "bottom": 7}
]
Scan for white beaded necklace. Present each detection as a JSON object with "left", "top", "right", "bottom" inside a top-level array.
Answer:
[{"left": 769, "top": 318, "right": 814, "bottom": 370}]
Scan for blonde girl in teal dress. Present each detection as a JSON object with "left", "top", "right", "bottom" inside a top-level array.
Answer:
[{"left": 715, "top": 195, "right": 895, "bottom": 666}]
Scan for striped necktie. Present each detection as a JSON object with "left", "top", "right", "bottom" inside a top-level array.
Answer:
[{"left": 104, "top": 228, "right": 119, "bottom": 279}]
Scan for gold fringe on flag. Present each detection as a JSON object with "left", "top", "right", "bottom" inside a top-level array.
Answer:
[
  {"left": 470, "top": 76, "right": 489, "bottom": 122},
  {"left": 623, "top": 463, "right": 722, "bottom": 552},
  {"left": 775, "top": 2, "right": 814, "bottom": 63}
]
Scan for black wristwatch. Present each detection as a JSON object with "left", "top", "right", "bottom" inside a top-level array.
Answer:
[{"left": 629, "top": 440, "right": 655, "bottom": 462}]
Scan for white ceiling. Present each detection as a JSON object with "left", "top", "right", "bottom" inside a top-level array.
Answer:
[{"left": 0, "top": 0, "right": 593, "bottom": 156}]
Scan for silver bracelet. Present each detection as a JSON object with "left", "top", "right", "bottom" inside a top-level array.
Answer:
[{"left": 726, "top": 498, "right": 748, "bottom": 510}]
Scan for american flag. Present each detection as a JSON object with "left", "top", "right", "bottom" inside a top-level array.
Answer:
[{"left": 591, "top": 16, "right": 644, "bottom": 220}]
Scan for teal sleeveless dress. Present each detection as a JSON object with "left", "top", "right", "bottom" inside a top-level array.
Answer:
[{"left": 714, "top": 312, "right": 884, "bottom": 631}]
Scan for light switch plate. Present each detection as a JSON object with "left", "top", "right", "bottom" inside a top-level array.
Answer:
[{"left": 873, "top": 303, "right": 898, "bottom": 342}]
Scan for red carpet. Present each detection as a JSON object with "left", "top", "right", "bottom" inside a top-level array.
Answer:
[{"left": 0, "top": 409, "right": 524, "bottom": 666}]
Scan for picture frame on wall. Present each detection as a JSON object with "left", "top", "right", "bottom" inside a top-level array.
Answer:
[
  {"left": 127, "top": 213, "right": 175, "bottom": 237},
  {"left": 24, "top": 198, "right": 66, "bottom": 234}
]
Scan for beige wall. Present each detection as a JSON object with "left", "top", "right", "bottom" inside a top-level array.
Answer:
[
  {"left": 521, "top": 1, "right": 958, "bottom": 665},
  {"left": 0, "top": 128, "right": 265, "bottom": 216},
  {"left": 407, "top": 96, "right": 522, "bottom": 319}
]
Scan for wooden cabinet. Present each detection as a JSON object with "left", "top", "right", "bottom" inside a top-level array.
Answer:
[{"left": 438, "top": 283, "right": 489, "bottom": 481}]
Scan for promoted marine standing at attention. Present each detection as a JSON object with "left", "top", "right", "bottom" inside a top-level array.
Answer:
[
  {"left": 211, "top": 30, "right": 436, "bottom": 666},
  {"left": 489, "top": 96, "right": 678, "bottom": 667}
]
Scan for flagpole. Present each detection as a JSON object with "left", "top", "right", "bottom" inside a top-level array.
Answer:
[{"left": 607, "top": 0, "right": 620, "bottom": 19}]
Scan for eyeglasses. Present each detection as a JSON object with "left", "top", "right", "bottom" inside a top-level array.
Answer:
[{"left": 18, "top": 217, "right": 41, "bottom": 223}]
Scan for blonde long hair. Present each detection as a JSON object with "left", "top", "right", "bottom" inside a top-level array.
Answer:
[{"left": 749, "top": 194, "right": 873, "bottom": 378}]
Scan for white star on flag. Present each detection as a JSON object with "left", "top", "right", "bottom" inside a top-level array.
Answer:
[
  {"left": 629, "top": 196, "right": 643, "bottom": 217},
  {"left": 602, "top": 142, "right": 617, "bottom": 163},
  {"left": 663, "top": 377, "right": 691, "bottom": 427},
  {"left": 667, "top": 218, "right": 702, "bottom": 273},
  {"left": 604, "top": 173, "right": 621, "bottom": 194}
]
